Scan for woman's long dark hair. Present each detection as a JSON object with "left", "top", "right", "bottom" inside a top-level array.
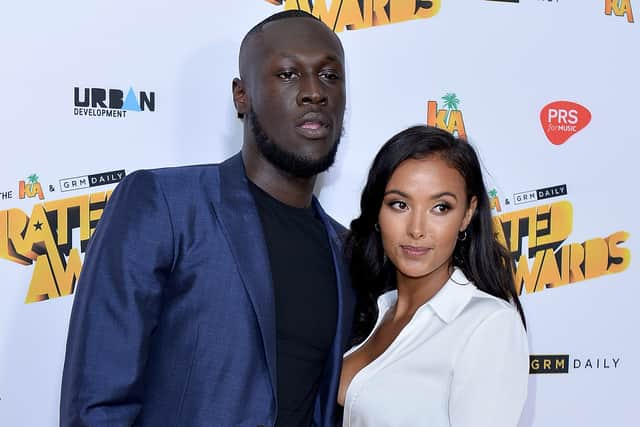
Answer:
[{"left": 345, "top": 125, "right": 525, "bottom": 346}]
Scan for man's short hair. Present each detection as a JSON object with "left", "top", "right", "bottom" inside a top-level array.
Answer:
[{"left": 240, "top": 10, "right": 320, "bottom": 52}]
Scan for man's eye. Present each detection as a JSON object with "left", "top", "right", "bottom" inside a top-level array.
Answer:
[
  {"left": 320, "top": 71, "right": 339, "bottom": 80},
  {"left": 277, "top": 71, "right": 297, "bottom": 80}
]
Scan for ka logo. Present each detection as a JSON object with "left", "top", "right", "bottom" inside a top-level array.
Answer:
[
  {"left": 19, "top": 173, "right": 45, "bottom": 200},
  {"left": 540, "top": 101, "right": 591, "bottom": 145}
]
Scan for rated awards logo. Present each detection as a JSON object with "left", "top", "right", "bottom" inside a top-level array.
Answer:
[
  {"left": 540, "top": 101, "right": 591, "bottom": 145},
  {"left": 1, "top": 190, "right": 113, "bottom": 303},
  {"left": 264, "top": 0, "right": 441, "bottom": 32}
]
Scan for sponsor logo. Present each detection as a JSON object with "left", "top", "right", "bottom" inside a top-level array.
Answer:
[
  {"left": 513, "top": 184, "right": 567, "bottom": 205},
  {"left": 573, "top": 357, "right": 621, "bottom": 370},
  {"left": 605, "top": 0, "right": 634, "bottom": 23},
  {"left": 60, "top": 170, "right": 126, "bottom": 193},
  {"left": 264, "top": 0, "right": 441, "bottom": 32},
  {"left": 18, "top": 174, "right": 45, "bottom": 200},
  {"left": 0, "top": 191, "right": 113, "bottom": 303},
  {"left": 427, "top": 93, "right": 467, "bottom": 138},
  {"left": 540, "top": 101, "right": 591, "bottom": 145},
  {"left": 489, "top": 189, "right": 502, "bottom": 213},
  {"left": 493, "top": 199, "right": 631, "bottom": 295},
  {"left": 530, "top": 355, "right": 569, "bottom": 374},
  {"left": 73, "top": 86, "right": 156, "bottom": 118},
  {"left": 530, "top": 354, "right": 622, "bottom": 374}
]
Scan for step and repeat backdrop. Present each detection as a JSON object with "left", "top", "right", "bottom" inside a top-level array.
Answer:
[{"left": 1, "top": 1, "right": 637, "bottom": 426}]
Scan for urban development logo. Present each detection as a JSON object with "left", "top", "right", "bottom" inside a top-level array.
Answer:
[
  {"left": 605, "top": 0, "right": 634, "bottom": 22},
  {"left": 73, "top": 86, "right": 156, "bottom": 118},
  {"left": 427, "top": 93, "right": 467, "bottom": 139},
  {"left": 540, "top": 101, "right": 591, "bottom": 145},
  {"left": 264, "top": 0, "right": 440, "bottom": 32}
]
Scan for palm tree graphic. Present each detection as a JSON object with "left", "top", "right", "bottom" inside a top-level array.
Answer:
[
  {"left": 488, "top": 189, "right": 501, "bottom": 211},
  {"left": 27, "top": 174, "right": 39, "bottom": 192},
  {"left": 441, "top": 93, "right": 460, "bottom": 123}
]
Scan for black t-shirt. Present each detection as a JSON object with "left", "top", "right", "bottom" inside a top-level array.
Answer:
[{"left": 249, "top": 181, "right": 338, "bottom": 427}]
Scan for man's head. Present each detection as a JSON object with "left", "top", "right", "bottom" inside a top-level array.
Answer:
[{"left": 233, "top": 11, "right": 346, "bottom": 178}]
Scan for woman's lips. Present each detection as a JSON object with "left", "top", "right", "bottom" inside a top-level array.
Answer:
[{"left": 400, "top": 245, "right": 431, "bottom": 257}]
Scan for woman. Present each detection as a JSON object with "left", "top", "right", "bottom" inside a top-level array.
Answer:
[{"left": 339, "top": 125, "right": 529, "bottom": 426}]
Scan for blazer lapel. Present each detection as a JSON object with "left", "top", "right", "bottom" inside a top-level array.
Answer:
[{"left": 212, "top": 153, "right": 277, "bottom": 401}]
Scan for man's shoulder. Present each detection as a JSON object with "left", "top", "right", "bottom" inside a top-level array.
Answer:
[
  {"left": 121, "top": 157, "right": 237, "bottom": 193},
  {"left": 144, "top": 163, "right": 220, "bottom": 181},
  {"left": 315, "top": 206, "right": 348, "bottom": 241},
  {"left": 325, "top": 215, "right": 348, "bottom": 235}
]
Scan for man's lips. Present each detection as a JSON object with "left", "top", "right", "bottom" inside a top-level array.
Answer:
[
  {"left": 295, "top": 112, "right": 330, "bottom": 139},
  {"left": 401, "top": 245, "right": 431, "bottom": 257}
]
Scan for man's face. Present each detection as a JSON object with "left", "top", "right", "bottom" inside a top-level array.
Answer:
[{"left": 243, "top": 18, "right": 346, "bottom": 177}]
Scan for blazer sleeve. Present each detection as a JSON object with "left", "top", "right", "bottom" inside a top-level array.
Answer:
[
  {"left": 60, "top": 170, "right": 174, "bottom": 426},
  {"left": 449, "top": 308, "right": 529, "bottom": 427}
]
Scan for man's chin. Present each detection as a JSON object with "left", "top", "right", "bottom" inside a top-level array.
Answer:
[{"left": 250, "top": 109, "right": 340, "bottom": 177}]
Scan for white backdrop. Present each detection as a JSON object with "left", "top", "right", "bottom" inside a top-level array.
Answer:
[{"left": 1, "top": 1, "right": 638, "bottom": 426}]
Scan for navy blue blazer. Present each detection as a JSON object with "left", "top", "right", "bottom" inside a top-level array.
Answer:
[{"left": 60, "top": 153, "right": 355, "bottom": 427}]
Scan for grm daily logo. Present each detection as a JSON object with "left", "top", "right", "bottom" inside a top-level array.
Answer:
[{"left": 60, "top": 170, "right": 126, "bottom": 193}]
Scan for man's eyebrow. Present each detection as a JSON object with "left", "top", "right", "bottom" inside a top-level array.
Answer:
[{"left": 275, "top": 53, "right": 343, "bottom": 63}]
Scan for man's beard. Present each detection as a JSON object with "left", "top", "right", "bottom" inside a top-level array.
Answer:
[{"left": 249, "top": 107, "right": 340, "bottom": 179}]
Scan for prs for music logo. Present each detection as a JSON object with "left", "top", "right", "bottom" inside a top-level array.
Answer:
[{"left": 540, "top": 101, "right": 591, "bottom": 146}]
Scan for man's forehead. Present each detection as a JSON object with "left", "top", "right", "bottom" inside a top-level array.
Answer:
[{"left": 256, "top": 17, "right": 343, "bottom": 55}]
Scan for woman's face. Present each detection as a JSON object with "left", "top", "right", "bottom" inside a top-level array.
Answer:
[{"left": 378, "top": 156, "right": 477, "bottom": 283}]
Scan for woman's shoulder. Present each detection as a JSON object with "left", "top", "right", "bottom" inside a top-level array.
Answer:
[{"left": 453, "top": 271, "right": 522, "bottom": 327}]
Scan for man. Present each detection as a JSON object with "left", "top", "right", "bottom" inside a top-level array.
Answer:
[{"left": 60, "top": 10, "right": 355, "bottom": 427}]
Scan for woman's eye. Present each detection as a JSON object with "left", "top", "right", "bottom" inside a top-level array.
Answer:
[
  {"left": 389, "top": 200, "right": 408, "bottom": 210},
  {"left": 433, "top": 203, "right": 450, "bottom": 214}
]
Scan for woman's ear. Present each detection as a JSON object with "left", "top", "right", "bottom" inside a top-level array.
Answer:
[{"left": 461, "top": 196, "right": 478, "bottom": 232}]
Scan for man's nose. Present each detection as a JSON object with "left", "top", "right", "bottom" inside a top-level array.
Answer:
[{"left": 297, "top": 75, "right": 327, "bottom": 105}]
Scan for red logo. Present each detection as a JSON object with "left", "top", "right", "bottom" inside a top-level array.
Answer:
[{"left": 540, "top": 101, "right": 591, "bottom": 145}]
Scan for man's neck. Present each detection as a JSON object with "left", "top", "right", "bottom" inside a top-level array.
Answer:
[{"left": 242, "top": 145, "right": 317, "bottom": 208}]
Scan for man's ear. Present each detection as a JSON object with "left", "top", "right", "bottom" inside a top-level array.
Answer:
[{"left": 232, "top": 77, "right": 248, "bottom": 119}]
